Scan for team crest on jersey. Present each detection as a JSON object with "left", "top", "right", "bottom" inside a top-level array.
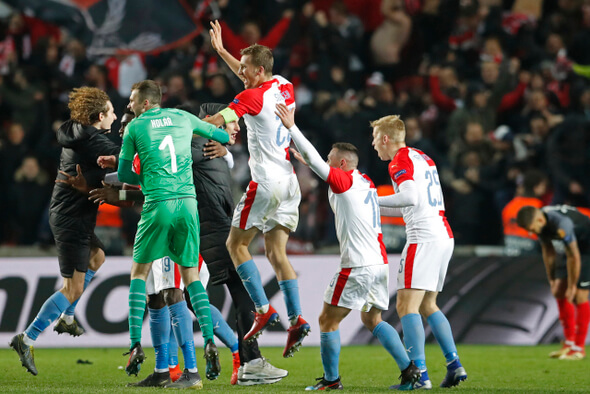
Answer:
[
  {"left": 557, "top": 228, "right": 566, "bottom": 239},
  {"left": 281, "top": 90, "right": 291, "bottom": 100},
  {"left": 421, "top": 153, "right": 432, "bottom": 161},
  {"left": 232, "top": 98, "right": 239, "bottom": 104},
  {"left": 394, "top": 169, "right": 406, "bottom": 179}
]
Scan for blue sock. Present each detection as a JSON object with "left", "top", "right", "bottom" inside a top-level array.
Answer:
[
  {"left": 210, "top": 304, "right": 238, "bottom": 353},
  {"left": 401, "top": 314, "right": 426, "bottom": 371},
  {"left": 236, "top": 260, "right": 268, "bottom": 309},
  {"left": 25, "top": 291, "right": 71, "bottom": 340},
  {"left": 149, "top": 306, "right": 171, "bottom": 371},
  {"left": 279, "top": 279, "right": 302, "bottom": 323},
  {"left": 169, "top": 300, "right": 197, "bottom": 370},
  {"left": 181, "top": 340, "right": 197, "bottom": 371},
  {"left": 167, "top": 324, "right": 179, "bottom": 367},
  {"left": 64, "top": 269, "right": 95, "bottom": 316},
  {"left": 320, "top": 330, "right": 340, "bottom": 382},
  {"left": 372, "top": 321, "right": 410, "bottom": 371},
  {"left": 427, "top": 311, "right": 459, "bottom": 363}
]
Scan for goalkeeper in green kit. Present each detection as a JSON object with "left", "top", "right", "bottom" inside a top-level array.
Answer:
[{"left": 117, "top": 80, "right": 229, "bottom": 387}]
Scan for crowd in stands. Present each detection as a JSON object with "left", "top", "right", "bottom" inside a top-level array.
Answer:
[{"left": 1, "top": 0, "right": 590, "bottom": 250}]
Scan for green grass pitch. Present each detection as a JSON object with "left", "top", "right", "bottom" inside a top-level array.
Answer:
[{"left": 2, "top": 344, "right": 589, "bottom": 392}]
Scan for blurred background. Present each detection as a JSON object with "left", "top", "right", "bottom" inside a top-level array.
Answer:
[{"left": 0, "top": 0, "right": 589, "bottom": 257}]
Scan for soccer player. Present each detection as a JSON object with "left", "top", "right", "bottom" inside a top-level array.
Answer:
[
  {"left": 516, "top": 205, "right": 590, "bottom": 360},
  {"left": 371, "top": 115, "right": 467, "bottom": 389},
  {"left": 275, "top": 104, "right": 421, "bottom": 390},
  {"left": 118, "top": 80, "right": 229, "bottom": 388},
  {"left": 205, "top": 20, "right": 310, "bottom": 358},
  {"left": 97, "top": 103, "right": 288, "bottom": 385},
  {"left": 9, "top": 87, "right": 119, "bottom": 376}
]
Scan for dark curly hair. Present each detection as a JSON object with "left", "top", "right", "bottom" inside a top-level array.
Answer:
[{"left": 68, "top": 87, "right": 109, "bottom": 126}]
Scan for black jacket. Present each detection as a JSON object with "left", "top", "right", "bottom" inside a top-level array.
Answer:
[
  {"left": 49, "top": 120, "right": 120, "bottom": 227},
  {"left": 191, "top": 135, "right": 235, "bottom": 285}
]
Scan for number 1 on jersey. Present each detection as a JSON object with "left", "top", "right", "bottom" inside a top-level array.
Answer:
[{"left": 159, "top": 135, "right": 177, "bottom": 173}]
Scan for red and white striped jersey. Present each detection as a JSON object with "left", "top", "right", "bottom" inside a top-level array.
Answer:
[
  {"left": 228, "top": 75, "right": 295, "bottom": 183},
  {"left": 389, "top": 147, "right": 453, "bottom": 243},
  {"left": 327, "top": 168, "right": 388, "bottom": 268}
]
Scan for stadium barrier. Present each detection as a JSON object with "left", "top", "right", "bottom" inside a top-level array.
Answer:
[{"left": 0, "top": 255, "right": 587, "bottom": 348}]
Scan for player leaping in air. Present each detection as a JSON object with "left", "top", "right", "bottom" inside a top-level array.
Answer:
[{"left": 203, "top": 20, "right": 310, "bottom": 358}]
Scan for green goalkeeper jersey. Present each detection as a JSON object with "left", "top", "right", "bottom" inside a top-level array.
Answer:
[{"left": 120, "top": 107, "right": 228, "bottom": 203}]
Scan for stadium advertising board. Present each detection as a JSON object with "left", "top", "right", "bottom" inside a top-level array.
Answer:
[{"left": 0, "top": 255, "right": 402, "bottom": 348}]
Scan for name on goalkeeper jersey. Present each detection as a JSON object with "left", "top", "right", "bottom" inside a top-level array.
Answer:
[{"left": 151, "top": 117, "right": 173, "bottom": 128}]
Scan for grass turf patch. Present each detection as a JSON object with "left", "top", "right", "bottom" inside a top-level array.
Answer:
[{"left": 1, "top": 344, "right": 589, "bottom": 392}]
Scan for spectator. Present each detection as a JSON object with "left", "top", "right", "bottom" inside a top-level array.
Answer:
[{"left": 10, "top": 156, "right": 52, "bottom": 244}]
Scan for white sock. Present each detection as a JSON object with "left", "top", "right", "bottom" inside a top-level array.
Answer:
[
  {"left": 23, "top": 333, "right": 35, "bottom": 346},
  {"left": 188, "top": 367, "right": 198, "bottom": 373},
  {"left": 256, "top": 304, "right": 269, "bottom": 314},
  {"left": 155, "top": 368, "right": 168, "bottom": 373}
]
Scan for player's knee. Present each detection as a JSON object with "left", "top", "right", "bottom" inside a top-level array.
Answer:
[
  {"left": 318, "top": 312, "right": 336, "bottom": 332},
  {"left": 360, "top": 314, "right": 379, "bottom": 331}
]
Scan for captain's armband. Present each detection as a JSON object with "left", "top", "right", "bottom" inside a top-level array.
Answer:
[{"left": 219, "top": 107, "right": 238, "bottom": 124}]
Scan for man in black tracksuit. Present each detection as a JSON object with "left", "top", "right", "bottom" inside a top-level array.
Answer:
[{"left": 10, "top": 87, "right": 120, "bottom": 375}]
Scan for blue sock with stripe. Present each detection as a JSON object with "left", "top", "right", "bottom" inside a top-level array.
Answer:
[
  {"left": 372, "top": 321, "right": 411, "bottom": 371},
  {"left": 236, "top": 259, "right": 269, "bottom": 309},
  {"left": 63, "top": 269, "right": 95, "bottom": 317},
  {"left": 25, "top": 291, "right": 71, "bottom": 341},
  {"left": 169, "top": 300, "right": 197, "bottom": 371},
  {"left": 427, "top": 310, "right": 459, "bottom": 363},
  {"left": 320, "top": 330, "right": 341, "bottom": 382},
  {"left": 167, "top": 323, "right": 179, "bottom": 367},
  {"left": 210, "top": 304, "right": 238, "bottom": 353},
  {"left": 401, "top": 313, "right": 426, "bottom": 371},
  {"left": 279, "top": 279, "right": 302, "bottom": 324},
  {"left": 148, "top": 306, "right": 170, "bottom": 372}
]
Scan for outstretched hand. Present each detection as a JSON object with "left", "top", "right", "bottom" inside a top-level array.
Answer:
[
  {"left": 290, "top": 148, "right": 309, "bottom": 167},
  {"left": 275, "top": 103, "right": 295, "bottom": 129},
  {"left": 97, "top": 155, "right": 117, "bottom": 169},
  {"left": 209, "top": 20, "right": 224, "bottom": 53},
  {"left": 56, "top": 164, "right": 88, "bottom": 194}
]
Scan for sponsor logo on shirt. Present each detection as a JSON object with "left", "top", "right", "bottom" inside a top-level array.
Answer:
[
  {"left": 232, "top": 98, "right": 239, "bottom": 104},
  {"left": 394, "top": 169, "right": 406, "bottom": 179}
]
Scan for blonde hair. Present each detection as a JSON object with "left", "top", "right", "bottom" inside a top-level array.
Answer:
[{"left": 370, "top": 115, "right": 405, "bottom": 143}]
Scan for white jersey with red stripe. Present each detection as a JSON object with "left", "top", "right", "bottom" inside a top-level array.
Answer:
[
  {"left": 389, "top": 147, "right": 453, "bottom": 243},
  {"left": 228, "top": 75, "right": 296, "bottom": 183},
  {"left": 327, "top": 168, "right": 389, "bottom": 268}
]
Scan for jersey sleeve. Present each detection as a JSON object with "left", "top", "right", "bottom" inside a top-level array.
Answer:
[
  {"left": 185, "top": 111, "right": 229, "bottom": 144},
  {"left": 228, "top": 88, "right": 264, "bottom": 118},
  {"left": 389, "top": 149, "right": 414, "bottom": 185},
  {"left": 327, "top": 167, "right": 353, "bottom": 194},
  {"left": 119, "top": 121, "right": 136, "bottom": 161},
  {"left": 557, "top": 215, "right": 577, "bottom": 244}
]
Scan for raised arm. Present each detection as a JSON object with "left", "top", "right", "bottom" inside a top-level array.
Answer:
[
  {"left": 186, "top": 111, "right": 230, "bottom": 144},
  {"left": 275, "top": 103, "right": 329, "bottom": 180},
  {"left": 210, "top": 20, "right": 241, "bottom": 77}
]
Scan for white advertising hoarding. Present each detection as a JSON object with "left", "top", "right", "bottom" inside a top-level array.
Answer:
[{"left": 0, "top": 255, "right": 401, "bottom": 348}]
